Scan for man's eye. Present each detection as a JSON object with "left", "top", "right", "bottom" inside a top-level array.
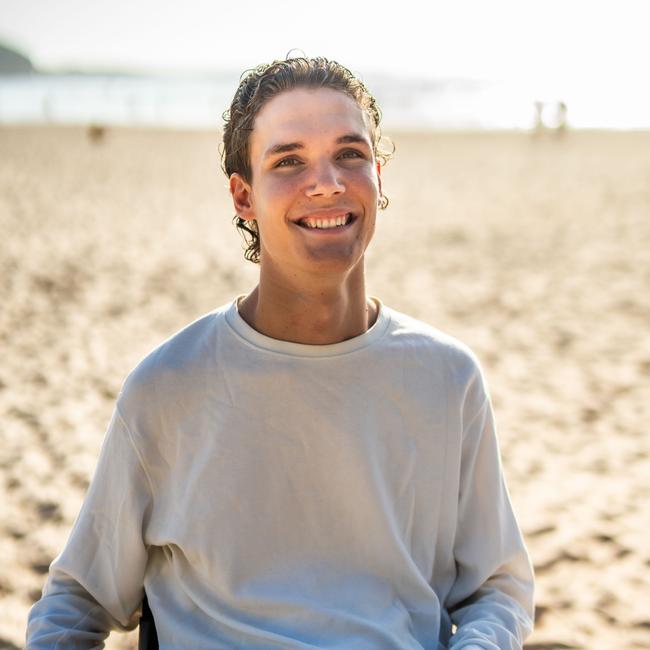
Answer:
[
  {"left": 276, "top": 157, "right": 300, "bottom": 168},
  {"left": 340, "top": 149, "right": 364, "bottom": 160}
]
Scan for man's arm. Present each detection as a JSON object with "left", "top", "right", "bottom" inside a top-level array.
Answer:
[
  {"left": 26, "top": 407, "right": 152, "bottom": 648},
  {"left": 446, "top": 372, "right": 535, "bottom": 650}
]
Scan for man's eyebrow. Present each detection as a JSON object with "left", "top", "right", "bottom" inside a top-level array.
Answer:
[
  {"left": 265, "top": 142, "right": 304, "bottom": 158},
  {"left": 264, "top": 133, "right": 371, "bottom": 159},
  {"left": 336, "top": 133, "right": 371, "bottom": 145}
]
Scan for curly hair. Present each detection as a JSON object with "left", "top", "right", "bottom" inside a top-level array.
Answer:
[{"left": 221, "top": 56, "right": 393, "bottom": 264}]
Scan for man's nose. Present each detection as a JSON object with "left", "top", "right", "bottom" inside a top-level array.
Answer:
[{"left": 305, "top": 161, "right": 345, "bottom": 197}]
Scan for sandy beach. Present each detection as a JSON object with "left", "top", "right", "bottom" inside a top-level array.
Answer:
[{"left": 1, "top": 126, "right": 649, "bottom": 649}]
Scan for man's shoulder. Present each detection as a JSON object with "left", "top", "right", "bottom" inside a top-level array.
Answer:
[
  {"left": 117, "top": 301, "right": 232, "bottom": 414},
  {"left": 383, "top": 305, "right": 484, "bottom": 384}
]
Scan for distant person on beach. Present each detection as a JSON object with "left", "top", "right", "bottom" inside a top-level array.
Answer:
[
  {"left": 556, "top": 101, "right": 568, "bottom": 134},
  {"left": 533, "top": 100, "right": 568, "bottom": 135},
  {"left": 26, "top": 57, "right": 534, "bottom": 649}
]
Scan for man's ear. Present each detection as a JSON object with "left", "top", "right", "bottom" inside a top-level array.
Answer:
[
  {"left": 229, "top": 173, "right": 255, "bottom": 221},
  {"left": 376, "top": 162, "right": 383, "bottom": 202}
]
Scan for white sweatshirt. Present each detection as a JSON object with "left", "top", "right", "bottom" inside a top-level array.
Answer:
[{"left": 26, "top": 298, "right": 534, "bottom": 649}]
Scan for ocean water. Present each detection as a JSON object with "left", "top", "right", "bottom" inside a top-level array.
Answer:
[{"left": 0, "top": 73, "right": 648, "bottom": 131}]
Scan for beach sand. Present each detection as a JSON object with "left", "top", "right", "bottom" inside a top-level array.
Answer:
[{"left": 1, "top": 126, "right": 649, "bottom": 649}]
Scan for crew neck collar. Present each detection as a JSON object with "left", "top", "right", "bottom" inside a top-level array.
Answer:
[{"left": 224, "top": 296, "right": 390, "bottom": 358}]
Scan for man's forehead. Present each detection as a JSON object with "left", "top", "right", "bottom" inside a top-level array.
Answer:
[{"left": 250, "top": 88, "right": 373, "bottom": 154}]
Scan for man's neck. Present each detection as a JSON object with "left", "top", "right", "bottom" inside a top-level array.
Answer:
[{"left": 238, "top": 264, "right": 377, "bottom": 345}]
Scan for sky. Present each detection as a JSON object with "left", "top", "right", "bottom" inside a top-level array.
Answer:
[{"left": 1, "top": 0, "right": 649, "bottom": 96}]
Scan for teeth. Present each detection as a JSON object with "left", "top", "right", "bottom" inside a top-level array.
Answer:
[{"left": 301, "top": 214, "right": 351, "bottom": 229}]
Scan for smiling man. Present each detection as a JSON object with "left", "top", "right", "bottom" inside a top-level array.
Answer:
[{"left": 27, "top": 57, "right": 534, "bottom": 649}]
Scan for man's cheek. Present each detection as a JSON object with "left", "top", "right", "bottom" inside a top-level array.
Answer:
[{"left": 265, "top": 175, "right": 304, "bottom": 197}]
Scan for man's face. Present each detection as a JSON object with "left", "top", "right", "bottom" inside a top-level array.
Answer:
[{"left": 230, "top": 87, "right": 381, "bottom": 279}]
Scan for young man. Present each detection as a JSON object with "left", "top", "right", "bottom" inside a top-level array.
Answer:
[{"left": 27, "top": 57, "right": 534, "bottom": 649}]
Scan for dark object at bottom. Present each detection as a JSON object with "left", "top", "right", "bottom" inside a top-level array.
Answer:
[{"left": 138, "top": 594, "right": 159, "bottom": 650}]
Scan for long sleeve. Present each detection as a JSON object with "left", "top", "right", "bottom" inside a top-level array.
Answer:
[
  {"left": 446, "top": 371, "right": 534, "bottom": 649},
  {"left": 26, "top": 407, "right": 153, "bottom": 649}
]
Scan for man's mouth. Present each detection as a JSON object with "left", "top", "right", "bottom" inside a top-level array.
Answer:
[{"left": 295, "top": 213, "right": 355, "bottom": 230}]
